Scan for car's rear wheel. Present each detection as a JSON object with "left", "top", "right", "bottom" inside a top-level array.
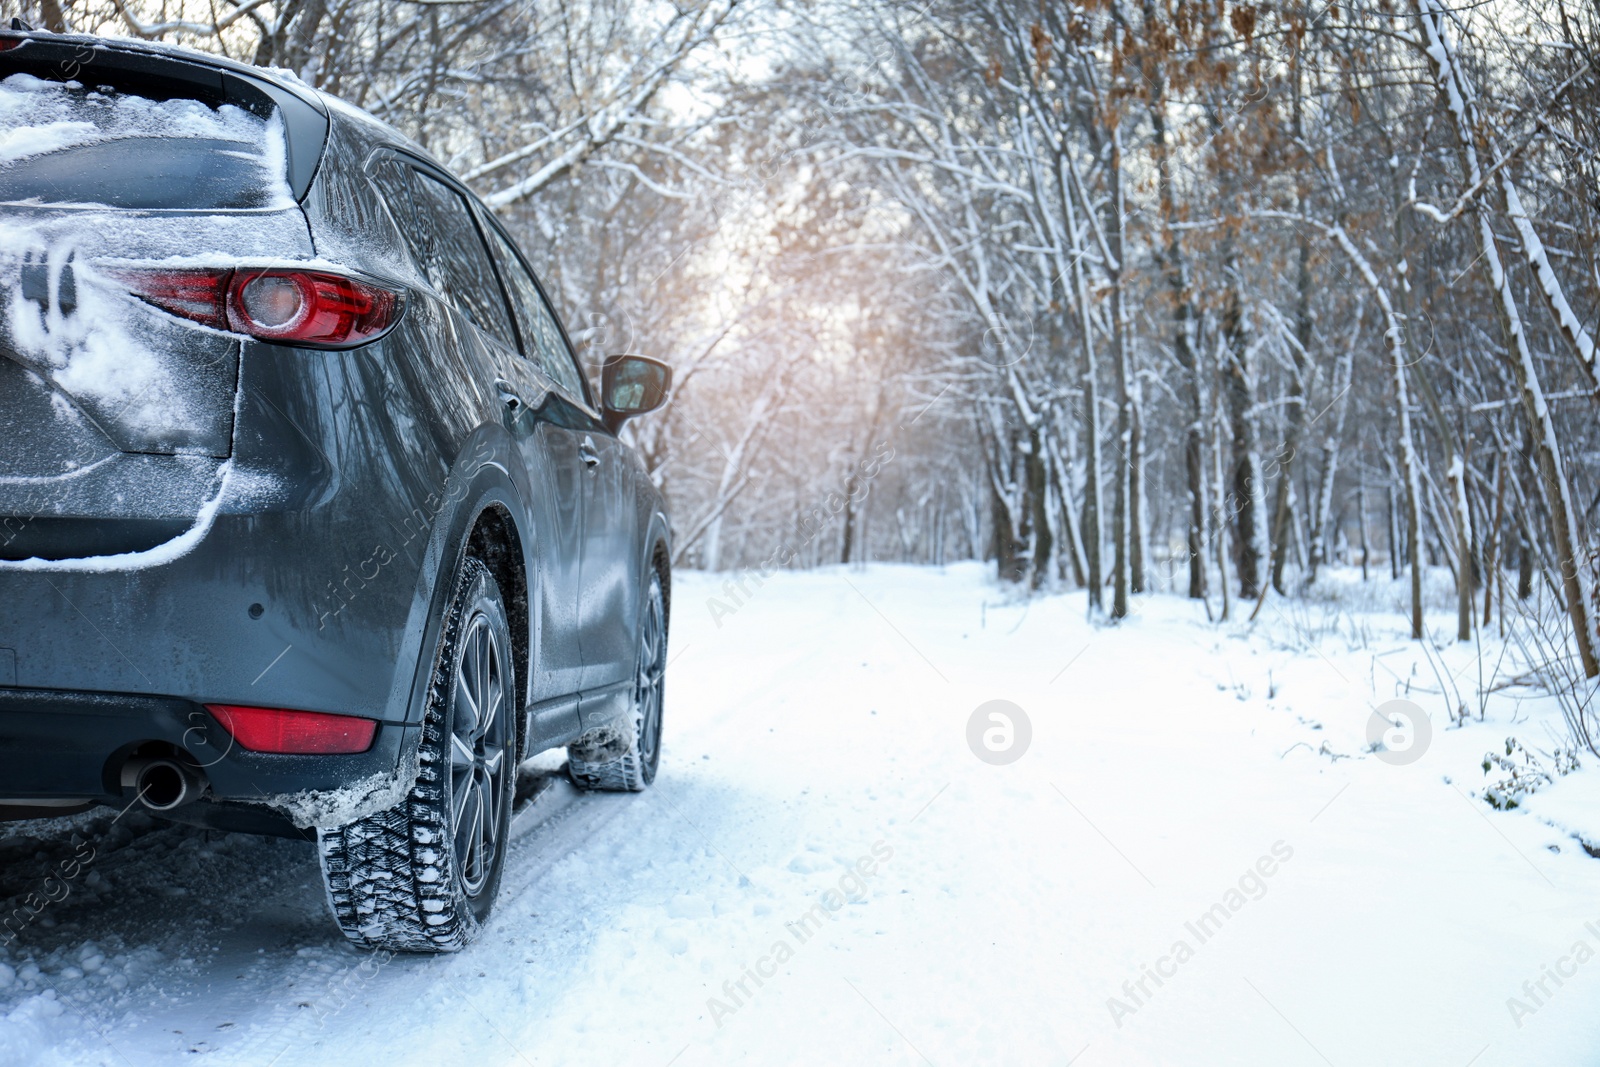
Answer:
[
  {"left": 318, "top": 556, "right": 516, "bottom": 952},
  {"left": 568, "top": 568, "right": 666, "bottom": 792}
]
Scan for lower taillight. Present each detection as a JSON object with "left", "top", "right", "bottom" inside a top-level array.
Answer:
[
  {"left": 107, "top": 266, "right": 399, "bottom": 348},
  {"left": 206, "top": 704, "right": 377, "bottom": 754}
]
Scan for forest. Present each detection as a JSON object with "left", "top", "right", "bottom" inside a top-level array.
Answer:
[{"left": 22, "top": 0, "right": 1600, "bottom": 668}]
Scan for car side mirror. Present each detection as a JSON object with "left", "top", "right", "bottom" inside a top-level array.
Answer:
[{"left": 601, "top": 354, "right": 671, "bottom": 433}]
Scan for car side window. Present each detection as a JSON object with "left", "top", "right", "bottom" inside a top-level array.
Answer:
[
  {"left": 404, "top": 169, "right": 517, "bottom": 351},
  {"left": 366, "top": 157, "right": 431, "bottom": 275},
  {"left": 481, "top": 223, "right": 589, "bottom": 401}
]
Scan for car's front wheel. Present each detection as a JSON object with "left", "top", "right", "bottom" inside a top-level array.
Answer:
[{"left": 318, "top": 556, "right": 516, "bottom": 952}]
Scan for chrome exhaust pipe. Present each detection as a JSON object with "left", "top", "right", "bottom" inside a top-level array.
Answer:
[{"left": 127, "top": 758, "right": 207, "bottom": 811}]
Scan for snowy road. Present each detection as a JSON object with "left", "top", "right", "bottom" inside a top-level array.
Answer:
[{"left": 4, "top": 563, "right": 1600, "bottom": 1065}]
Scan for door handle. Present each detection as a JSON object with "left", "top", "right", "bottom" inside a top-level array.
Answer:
[
  {"left": 579, "top": 435, "right": 600, "bottom": 469},
  {"left": 494, "top": 379, "right": 523, "bottom": 412}
]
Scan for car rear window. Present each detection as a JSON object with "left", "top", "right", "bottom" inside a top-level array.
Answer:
[{"left": 0, "top": 72, "right": 292, "bottom": 210}]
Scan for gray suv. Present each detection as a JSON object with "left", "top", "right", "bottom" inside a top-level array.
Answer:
[{"left": 0, "top": 28, "right": 673, "bottom": 952}]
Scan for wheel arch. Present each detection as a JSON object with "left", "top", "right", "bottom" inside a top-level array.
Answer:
[
  {"left": 463, "top": 502, "right": 532, "bottom": 758},
  {"left": 644, "top": 509, "right": 672, "bottom": 634},
  {"left": 384, "top": 430, "right": 539, "bottom": 739}
]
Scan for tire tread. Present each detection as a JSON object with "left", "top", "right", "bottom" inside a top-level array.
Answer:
[{"left": 317, "top": 557, "right": 497, "bottom": 952}]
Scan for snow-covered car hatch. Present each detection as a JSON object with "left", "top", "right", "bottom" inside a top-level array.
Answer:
[{"left": 0, "top": 64, "right": 312, "bottom": 561}]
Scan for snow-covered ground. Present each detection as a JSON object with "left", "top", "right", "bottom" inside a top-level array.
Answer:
[{"left": 3, "top": 562, "right": 1600, "bottom": 1066}]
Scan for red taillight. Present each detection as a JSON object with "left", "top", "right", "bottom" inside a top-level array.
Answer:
[
  {"left": 107, "top": 267, "right": 398, "bottom": 347},
  {"left": 230, "top": 269, "right": 398, "bottom": 345},
  {"left": 206, "top": 704, "right": 377, "bottom": 754},
  {"left": 0, "top": 37, "right": 21, "bottom": 52},
  {"left": 107, "top": 268, "right": 231, "bottom": 325}
]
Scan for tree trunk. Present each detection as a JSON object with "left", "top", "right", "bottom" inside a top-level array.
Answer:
[
  {"left": 1212, "top": 360, "right": 1233, "bottom": 621},
  {"left": 1448, "top": 456, "right": 1473, "bottom": 641},
  {"left": 1308, "top": 314, "right": 1357, "bottom": 584},
  {"left": 1130, "top": 393, "right": 1147, "bottom": 594},
  {"left": 1484, "top": 452, "right": 1505, "bottom": 626},
  {"left": 1269, "top": 62, "right": 1315, "bottom": 597},
  {"left": 1222, "top": 270, "right": 1263, "bottom": 602},
  {"left": 1028, "top": 426, "right": 1053, "bottom": 590},
  {"left": 984, "top": 418, "right": 1024, "bottom": 583},
  {"left": 1359, "top": 483, "right": 1370, "bottom": 582},
  {"left": 839, "top": 488, "right": 855, "bottom": 566},
  {"left": 1048, "top": 434, "right": 1089, "bottom": 586},
  {"left": 1059, "top": 153, "right": 1103, "bottom": 612},
  {"left": 1388, "top": 483, "right": 1402, "bottom": 581},
  {"left": 38, "top": 0, "right": 67, "bottom": 33},
  {"left": 1396, "top": 193, "right": 1472, "bottom": 638},
  {"left": 989, "top": 474, "right": 1009, "bottom": 575},
  {"left": 1140, "top": 22, "right": 1206, "bottom": 600},
  {"left": 1109, "top": 124, "right": 1134, "bottom": 620}
]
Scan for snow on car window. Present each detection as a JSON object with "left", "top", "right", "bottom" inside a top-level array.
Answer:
[{"left": 0, "top": 73, "right": 293, "bottom": 210}]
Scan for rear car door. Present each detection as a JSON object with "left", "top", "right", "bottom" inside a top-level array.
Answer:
[
  {"left": 462, "top": 202, "right": 599, "bottom": 715},
  {"left": 476, "top": 234, "right": 636, "bottom": 691}
]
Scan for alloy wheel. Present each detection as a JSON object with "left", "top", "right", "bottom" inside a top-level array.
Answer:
[
  {"left": 450, "top": 611, "right": 509, "bottom": 898},
  {"left": 636, "top": 583, "right": 665, "bottom": 768}
]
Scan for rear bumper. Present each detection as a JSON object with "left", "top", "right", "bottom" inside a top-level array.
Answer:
[
  {"left": 0, "top": 506, "right": 421, "bottom": 720},
  {"left": 0, "top": 336, "right": 443, "bottom": 724},
  {"left": 0, "top": 685, "right": 415, "bottom": 827},
  {"left": 0, "top": 334, "right": 515, "bottom": 829}
]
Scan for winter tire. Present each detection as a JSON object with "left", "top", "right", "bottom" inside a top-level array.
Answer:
[
  {"left": 317, "top": 556, "right": 516, "bottom": 952},
  {"left": 568, "top": 568, "right": 666, "bottom": 792}
]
